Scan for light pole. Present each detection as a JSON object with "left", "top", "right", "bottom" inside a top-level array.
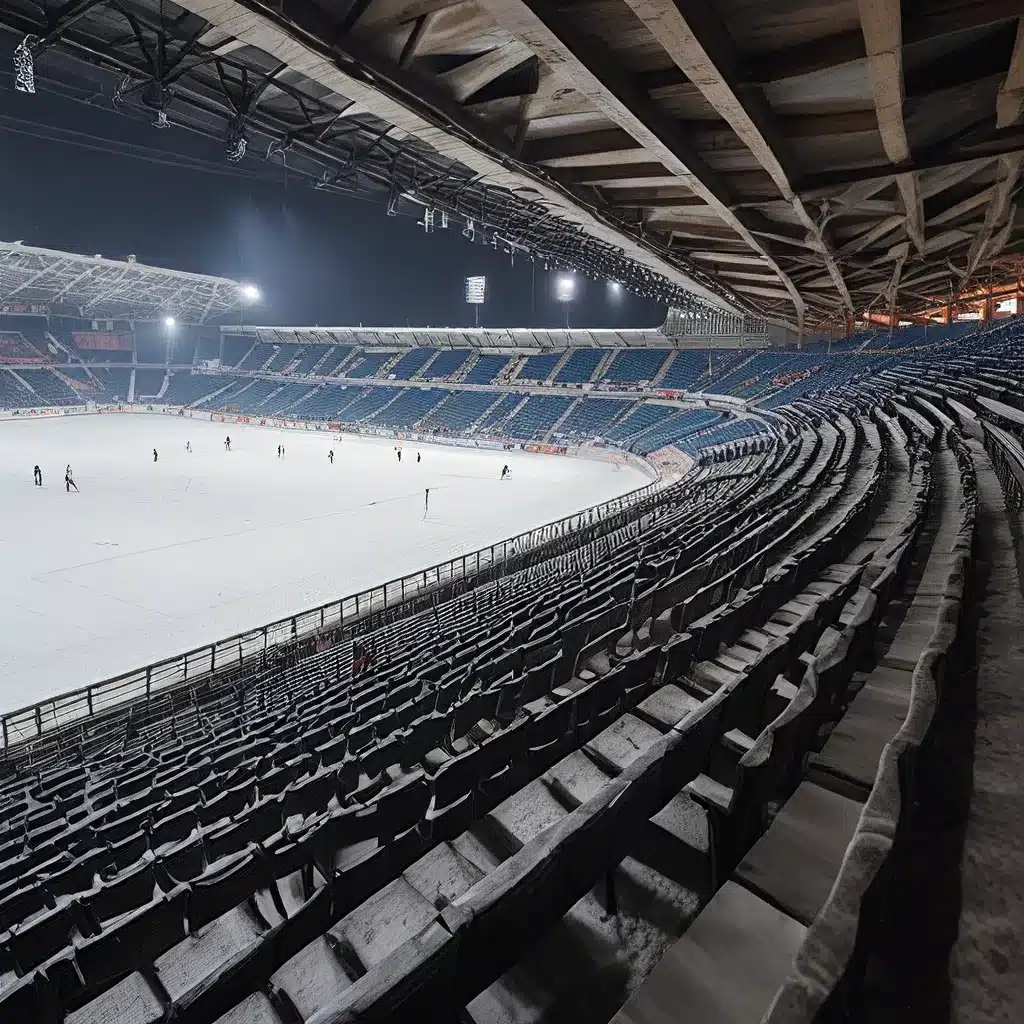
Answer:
[
  {"left": 557, "top": 274, "right": 575, "bottom": 328},
  {"left": 224, "top": 282, "right": 260, "bottom": 365},
  {"left": 239, "top": 282, "right": 260, "bottom": 327},
  {"left": 466, "top": 276, "right": 486, "bottom": 328},
  {"left": 163, "top": 316, "right": 176, "bottom": 370}
]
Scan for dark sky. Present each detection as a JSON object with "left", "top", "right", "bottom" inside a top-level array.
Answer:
[{"left": 0, "top": 83, "right": 666, "bottom": 330}]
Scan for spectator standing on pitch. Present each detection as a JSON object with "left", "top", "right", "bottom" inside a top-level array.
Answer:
[
  {"left": 65, "top": 465, "right": 79, "bottom": 492},
  {"left": 33, "top": 465, "right": 42, "bottom": 486}
]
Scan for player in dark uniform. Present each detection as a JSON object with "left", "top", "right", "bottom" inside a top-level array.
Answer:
[
  {"left": 329, "top": 449, "right": 334, "bottom": 464},
  {"left": 33, "top": 465, "right": 42, "bottom": 486},
  {"left": 153, "top": 449, "right": 159, "bottom": 462},
  {"left": 500, "top": 464, "right": 510, "bottom": 480}
]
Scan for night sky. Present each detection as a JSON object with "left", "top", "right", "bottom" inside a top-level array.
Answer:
[{"left": 0, "top": 80, "right": 666, "bottom": 330}]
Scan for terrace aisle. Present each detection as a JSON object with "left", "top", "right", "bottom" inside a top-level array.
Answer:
[{"left": 949, "top": 442, "right": 1024, "bottom": 1023}]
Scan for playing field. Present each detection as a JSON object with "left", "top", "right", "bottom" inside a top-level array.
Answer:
[{"left": 0, "top": 413, "right": 646, "bottom": 711}]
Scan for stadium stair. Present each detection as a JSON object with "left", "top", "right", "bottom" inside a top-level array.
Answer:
[
  {"left": 192, "top": 377, "right": 244, "bottom": 408},
  {"left": 451, "top": 353, "right": 479, "bottom": 383},
  {"left": 650, "top": 350, "right": 677, "bottom": 387},
  {"left": 9, "top": 369, "right": 40, "bottom": 399},
  {"left": 543, "top": 396, "right": 583, "bottom": 441},
  {"left": 309, "top": 347, "right": 336, "bottom": 376},
  {"left": 591, "top": 349, "right": 617, "bottom": 383},
  {"left": 232, "top": 341, "right": 258, "bottom": 371},
  {"left": 547, "top": 349, "right": 574, "bottom": 382},
  {"left": 410, "top": 351, "right": 441, "bottom": 381}
]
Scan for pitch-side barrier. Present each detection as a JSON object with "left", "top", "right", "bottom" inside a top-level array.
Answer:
[{"left": 0, "top": 404, "right": 678, "bottom": 757}]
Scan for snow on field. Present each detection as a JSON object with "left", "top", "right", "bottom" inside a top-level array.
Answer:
[{"left": 0, "top": 414, "right": 645, "bottom": 712}]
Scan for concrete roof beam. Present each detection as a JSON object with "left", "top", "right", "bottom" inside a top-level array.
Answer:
[
  {"left": 622, "top": 0, "right": 852, "bottom": 313},
  {"left": 858, "top": 0, "right": 925, "bottom": 255}
]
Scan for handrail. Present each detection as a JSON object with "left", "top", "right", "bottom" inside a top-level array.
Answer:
[{"left": 0, "top": 434, "right": 666, "bottom": 755}]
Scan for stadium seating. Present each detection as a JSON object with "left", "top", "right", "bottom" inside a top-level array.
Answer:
[
  {"left": 602, "top": 348, "right": 668, "bottom": 384},
  {"left": 419, "top": 349, "right": 470, "bottom": 381},
  {"left": 219, "top": 336, "right": 252, "bottom": 368},
  {"left": 92, "top": 368, "right": 135, "bottom": 401},
  {"left": 263, "top": 346, "right": 296, "bottom": 373},
  {"left": 1, "top": 315, "right": 1022, "bottom": 1024},
  {"left": 261, "top": 383, "right": 318, "bottom": 417},
  {"left": 554, "top": 397, "right": 636, "bottom": 440},
  {"left": 604, "top": 402, "right": 679, "bottom": 443},
  {"left": 316, "top": 347, "right": 355, "bottom": 376},
  {"left": 464, "top": 354, "right": 510, "bottom": 385},
  {"left": 371, "top": 387, "right": 448, "bottom": 427},
  {"left": 0, "top": 368, "right": 36, "bottom": 408},
  {"left": 345, "top": 351, "right": 393, "bottom": 379},
  {"left": 0, "top": 331, "right": 48, "bottom": 364},
  {"left": 286, "top": 386, "right": 352, "bottom": 421},
  {"left": 235, "top": 344, "right": 266, "bottom": 372},
  {"left": 388, "top": 349, "right": 437, "bottom": 380},
  {"left": 517, "top": 353, "right": 562, "bottom": 383},
  {"left": 133, "top": 369, "right": 166, "bottom": 399},
  {"left": 418, "top": 390, "right": 499, "bottom": 432},
  {"left": 555, "top": 348, "right": 603, "bottom": 384},
  {"left": 292, "top": 346, "right": 333, "bottom": 376},
  {"left": 501, "top": 394, "right": 576, "bottom": 440},
  {"left": 14, "top": 368, "right": 82, "bottom": 405}
]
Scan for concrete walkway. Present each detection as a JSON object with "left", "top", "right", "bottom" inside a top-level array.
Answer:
[{"left": 950, "top": 441, "right": 1024, "bottom": 1023}]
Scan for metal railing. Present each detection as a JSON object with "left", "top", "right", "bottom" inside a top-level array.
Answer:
[{"left": 0, "top": 455, "right": 663, "bottom": 754}]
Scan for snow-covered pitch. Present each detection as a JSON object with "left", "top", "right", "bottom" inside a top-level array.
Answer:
[{"left": 0, "top": 414, "right": 646, "bottom": 712}]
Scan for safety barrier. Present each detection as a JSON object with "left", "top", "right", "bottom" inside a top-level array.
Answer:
[{"left": 0, "top": 414, "right": 667, "bottom": 754}]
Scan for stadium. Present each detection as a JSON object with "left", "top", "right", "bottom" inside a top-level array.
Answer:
[{"left": 0, "top": 2, "right": 1022, "bottom": 1024}]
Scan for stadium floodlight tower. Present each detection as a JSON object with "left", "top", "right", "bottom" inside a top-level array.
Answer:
[
  {"left": 465, "top": 275, "right": 486, "bottom": 327},
  {"left": 556, "top": 274, "right": 575, "bottom": 328},
  {"left": 163, "top": 316, "right": 176, "bottom": 366},
  {"left": 238, "top": 282, "right": 261, "bottom": 328}
]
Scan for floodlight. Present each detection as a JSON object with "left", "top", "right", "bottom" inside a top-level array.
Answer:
[
  {"left": 465, "top": 276, "right": 486, "bottom": 327},
  {"left": 608, "top": 280, "right": 622, "bottom": 297},
  {"left": 163, "top": 316, "right": 176, "bottom": 328},
  {"left": 240, "top": 283, "right": 260, "bottom": 301},
  {"left": 556, "top": 275, "right": 575, "bottom": 302}
]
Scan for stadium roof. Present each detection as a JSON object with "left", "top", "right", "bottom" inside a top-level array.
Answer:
[
  {"left": 3, "top": 1, "right": 1023, "bottom": 329},
  {"left": 226, "top": 323, "right": 771, "bottom": 350},
  {"left": 0, "top": 241, "right": 245, "bottom": 322}
]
